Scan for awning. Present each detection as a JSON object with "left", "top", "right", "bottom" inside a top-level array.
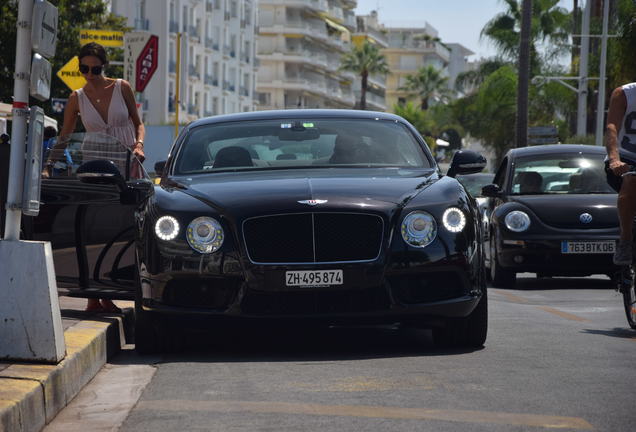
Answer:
[{"left": 324, "top": 18, "right": 350, "bottom": 43}]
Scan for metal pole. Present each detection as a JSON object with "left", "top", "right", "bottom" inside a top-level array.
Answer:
[
  {"left": 4, "top": 0, "right": 33, "bottom": 241},
  {"left": 595, "top": 0, "right": 610, "bottom": 146},
  {"left": 515, "top": 0, "right": 532, "bottom": 148},
  {"left": 174, "top": 32, "right": 181, "bottom": 138},
  {"left": 577, "top": 0, "right": 591, "bottom": 137}
]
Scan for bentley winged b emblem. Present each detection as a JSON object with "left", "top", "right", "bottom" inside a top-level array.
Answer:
[{"left": 298, "top": 199, "right": 328, "bottom": 206}]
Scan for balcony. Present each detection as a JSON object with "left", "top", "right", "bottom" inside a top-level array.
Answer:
[
  {"left": 239, "top": 86, "right": 249, "bottom": 97},
  {"left": 169, "top": 60, "right": 176, "bottom": 73},
  {"left": 240, "top": 52, "right": 250, "bottom": 63},
  {"left": 205, "top": 38, "right": 214, "bottom": 50},
  {"left": 188, "top": 65, "right": 200, "bottom": 78},
  {"left": 188, "top": 104, "right": 198, "bottom": 115},
  {"left": 223, "top": 45, "right": 231, "bottom": 57},
  {"left": 224, "top": 12, "right": 230, "bottom": 21},
  {"left": 188, "top": 26, "right": 199, "bottom": 41},
  {"left": 134, "top": 18, "right": 149, "bottom": 31},
  {"left": 204, "top": 74, "right": 217, "bottom": 86},
  {"left": 169, "top": 20, "right": 179, "bottom": 34}
]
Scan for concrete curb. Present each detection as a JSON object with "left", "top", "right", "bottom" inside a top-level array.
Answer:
[{"left": 0, "top": 312, "right": 130, "bottom": 432}]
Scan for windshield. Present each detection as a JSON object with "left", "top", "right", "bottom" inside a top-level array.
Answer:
[
  {"left": 44, "top": 132, "right": 147, "bottom": 180},
  {"left": 457, "top": 173, "right": 495, "bottom": 197},
  {"left": 174, "top": 118, "right": 431, "bottom": 174},
  {"left": 510, "top": 153, "right": 614, "bottom": 195}
]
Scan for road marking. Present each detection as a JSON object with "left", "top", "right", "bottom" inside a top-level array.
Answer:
[
  {"left": 137, "top": 399, "right": 594, "bottom": 430},
  {"left": 491, "top": 289, "right": 529, "bottom": 304},
  {"left": 538, "top": 306, "right": 591, "bottom": 322}
]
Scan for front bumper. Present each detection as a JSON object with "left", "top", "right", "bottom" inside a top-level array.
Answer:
[
  {"left": 497, "top": 237, "right": 619, "bottom": 275},
  {"left": 139, "top": 257, "right": 481, "bottom": 324}
]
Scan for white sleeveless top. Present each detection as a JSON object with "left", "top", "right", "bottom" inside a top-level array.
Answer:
[
  {"left": 75, "top": 79, "right": 136, "bottom": 149},
  {"left": 618, "top": 82, "right": 636, "bottom": 156}
]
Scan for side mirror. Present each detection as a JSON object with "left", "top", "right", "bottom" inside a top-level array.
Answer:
[
  {"left": 77, "top": 159, "right": 126, "bottom": 192},
  {"left": 447, "top": 150, "right": 487, "bottom": 178},
  {"left": 154, "top": 160, "right": 166, "bottom": 177},
  {"left": 481, "top": 183, "right": 502, "bottom": 198}
]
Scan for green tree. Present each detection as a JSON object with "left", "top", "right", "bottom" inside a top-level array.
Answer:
[
  {"left": 480, "top": 0, "right": 570, "bottom": 73},
  {"left": 0, "top": 0, "right": 128, "bottom": 120},
  {"left": 455, "top": 58, "right": 509, "bottom": 95},
  {"left": 605, "top": 0, "right": 636, "bottom": 92},
  {"left": 339, "top": 40, "right": 389, "bottom": 110},
  {"left": 399, "top": 65, "right": 451, "bottom": 110},
  {"left": 458, "top": 66, "right": 517, "bottom": 166}
]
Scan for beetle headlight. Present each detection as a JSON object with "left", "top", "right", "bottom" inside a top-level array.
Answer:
[
  {"left": 187, "top": 217, "right": 224, "bottom": 253},
  {"left": 401, "top": 211, "right": 437, "bottom": 247},
  {"left": 442, "top": 207, "right": 466, "bottom": 233},
  {"left": 504, "top": 210, "right": 531, "bottom": 232},
  {"left": 155, "top": 215, "right": 180, "bottom": 241}
]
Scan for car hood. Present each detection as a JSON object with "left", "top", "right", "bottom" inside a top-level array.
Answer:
[
  {"left": 510, "top": 194, "right": 618, "bottom": 229},
  {"left": 171, "top": 169, "right": 437, "bottom": 215}
]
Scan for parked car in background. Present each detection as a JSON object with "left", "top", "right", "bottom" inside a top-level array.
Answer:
[
  {"left": 457, "top": 173, "right": 495, "bottom": 242},
  {"left": 78, "top": 109, "right": 489, "bottom": 352},
  {"left": 483, "top": 144, "right": 619, "bottom": 288}
]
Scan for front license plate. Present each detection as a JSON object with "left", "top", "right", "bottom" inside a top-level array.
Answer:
[
  {"left": 285, "top": 270, "right": 343, "bottom": 287},
  {"left": 561, "top": 240, "right": 615, "bottom": 254}
]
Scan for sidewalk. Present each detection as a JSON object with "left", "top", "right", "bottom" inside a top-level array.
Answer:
[{"left": 0, "top": 297, "right": 133, "bottom": 432}]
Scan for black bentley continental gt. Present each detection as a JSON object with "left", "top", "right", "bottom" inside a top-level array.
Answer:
[
  {"left": 78, "top": 110, "right": 488, "bottom": 352},
  {"left": 483, "top": 144, "right": 620, "bottom": 288}
]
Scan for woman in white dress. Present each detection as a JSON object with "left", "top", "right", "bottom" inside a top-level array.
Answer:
[{"left": 57, "top": 42, "right": 146, "bottom": 313}]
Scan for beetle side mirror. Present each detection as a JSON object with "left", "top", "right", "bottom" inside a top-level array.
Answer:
[
  {"left": 77, "top": 159, "right": 126, "bottom": 192},
  {"left": 447, "top": 150, "right": 487, "bottom": 178},
  {"left": 154, "top": 160, "right": 166, "bottom": 177},
  {"left": 481, "top": 183, "right": 502, "bottom": 198}
]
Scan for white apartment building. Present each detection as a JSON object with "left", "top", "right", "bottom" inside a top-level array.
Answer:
[
  {"left": 383, "top": 24, "right": 452, "bottom": 109},
  {"left": 256, "top": 0, "right": 358, "bottom": 110},
  {"left": 110, "top": 0, "right": 258, "bottom": 125},
  {"left": 446, "top": 43, "right": 475, "bottom": 96}
]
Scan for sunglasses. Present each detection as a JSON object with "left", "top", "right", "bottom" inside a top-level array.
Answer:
[{"left": 79, "top": 64, "right": 103, "bottom": 75}]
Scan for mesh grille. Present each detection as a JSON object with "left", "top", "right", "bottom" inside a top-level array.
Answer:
[{"left": 243, "top": 213, "right": 384, "bottom": 264}]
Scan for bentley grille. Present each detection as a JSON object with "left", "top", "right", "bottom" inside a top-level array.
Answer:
[{"left": 243, "top": 213, "right": 384, "bottom": 264}]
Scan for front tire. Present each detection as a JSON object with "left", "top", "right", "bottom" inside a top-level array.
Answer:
[
  {"left": 490, "top": 238, "right": 516, "bottom": 288},
  {"left": 433, "top": 290, "right": 488, "bottom": 349},
  {"left": 134, "top": 258, "right": 162, "bottom": 354},
  {"left": 622, "top": 274, "right": 636, "bottom": 329}
]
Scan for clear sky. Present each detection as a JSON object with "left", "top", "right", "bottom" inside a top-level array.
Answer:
[{"left": 354, "top": 0, "right": 572, "bottom": 60}]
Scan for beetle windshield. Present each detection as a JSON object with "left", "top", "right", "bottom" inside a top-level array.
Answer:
[
  {"left": 511, "top": 153, "right": 614, "bottom": 195},
  {"left": 174, "top": 118, "right": 432, "bottom": 174}
]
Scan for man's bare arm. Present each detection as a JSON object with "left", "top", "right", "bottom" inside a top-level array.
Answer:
[{"left": 606, "top": 86, "right": 628, "bottom": 174}]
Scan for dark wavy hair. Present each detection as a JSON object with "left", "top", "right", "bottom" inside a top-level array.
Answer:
[{"left": 79, "top": 42, "right": 108, "bottom": 65}]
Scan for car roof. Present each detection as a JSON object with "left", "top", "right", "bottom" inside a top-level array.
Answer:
[
  {"left": 506, "top": 144, "right": 607, "bottom": 159},
  {"left": 187, "top": 109, "right": 406, "bottom": 128}
]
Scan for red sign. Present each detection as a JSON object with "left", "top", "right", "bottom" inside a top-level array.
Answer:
[{"left": 135, "top": 35, "right": 158, "bottom": 93}]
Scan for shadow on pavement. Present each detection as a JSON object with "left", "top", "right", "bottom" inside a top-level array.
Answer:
[
  {"left": 581, "top": 327, "right": 636, "bottom": 340},
  {"left": 513, "top": 275, "right": 613, "bottom": 291},
  {"left": 112, "top": 324, "right": 486, "bottom": 365}
]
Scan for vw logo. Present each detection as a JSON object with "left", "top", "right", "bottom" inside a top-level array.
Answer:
[
  {"left": 579, "top": 213, "right": 593, "bottom": 224},
  {"left": 298, "top": 199, "right": 328, "bottom": 206}
]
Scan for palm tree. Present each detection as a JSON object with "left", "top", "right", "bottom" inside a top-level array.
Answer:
[
  {"left": 480, "top": 0, "right": 570, "bottom": 73},
  {"left": 399, "top": 65, "right": 451, "bottom": 110},
  {"left": 455, "top": 58, "right": 509, "bottom": 94},
  {"left": 339, "top": 41, "right": 389, "bottom": 110}
]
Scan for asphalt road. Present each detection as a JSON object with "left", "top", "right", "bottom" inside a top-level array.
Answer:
[{"left": 46, "top": 274, "right": 636, "bottom": 432}]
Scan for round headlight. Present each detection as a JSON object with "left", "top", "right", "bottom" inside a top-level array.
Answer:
[
  {"left": 504, "top": 210, "right": 531, "bottom": 232},
  {"left": 155, "top": 215, "right": 180, "bottom": 241},
  {"left": 442, "top": 207, "right": 466, "bottom": 233},
  {"left": 187, "top": 217, "right": 224, "bottom": 253},
  {"left": 401, "top": 211, "right": 437, "bottom": 247}
]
